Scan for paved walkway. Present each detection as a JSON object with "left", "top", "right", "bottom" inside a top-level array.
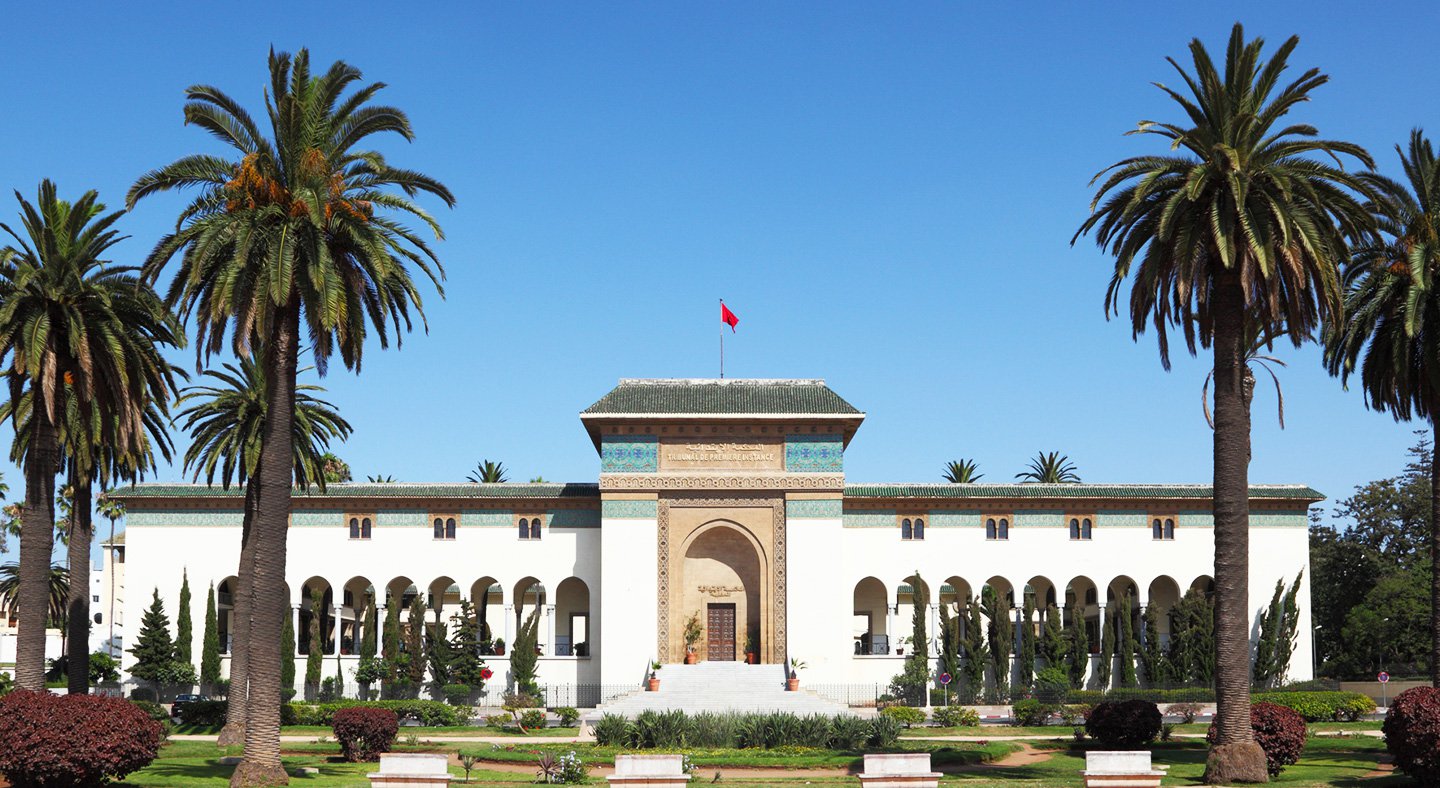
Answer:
[{"left": 172, "top": 734, "right": 592, "bottom": 744}]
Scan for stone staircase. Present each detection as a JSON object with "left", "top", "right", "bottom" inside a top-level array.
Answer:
[{"left": 594, "top": 662, "right": 856, "bottom": 717}]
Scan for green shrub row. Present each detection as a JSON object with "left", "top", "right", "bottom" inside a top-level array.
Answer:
[
  {"left": 288, "top": 699, "right": 466, "bottom": 727},
  {"left": 1252, "top": 691, "right": 1375, "bottom": 722},
  {"left": 930, "top": 706, "right": 981, "bottom": 727},
  {"left": 592, "top": 710, "right": 899, "bottom": 750},
  {"left": 1065, "top": 687, "right": 1216, "bottom": 704}
]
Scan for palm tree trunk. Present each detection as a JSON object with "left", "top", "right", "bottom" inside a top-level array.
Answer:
[
  {"left": 66, "top": 475, "right": 93, "bottom": 694},
  {"left": 15, "top": 411, "right": 58, "bottom": 690},
  {"left": 232, "top": 304, "right": 298, "bottom": 788},
  {"left": 218, "top": 477, "right": 260, "bottom": 746},
  {"left": 1203, "top": 270, "right": 1267, "bottom": 784},
  {"left": 1431, "top": 420, "right": 1439, "bottom": 688}
]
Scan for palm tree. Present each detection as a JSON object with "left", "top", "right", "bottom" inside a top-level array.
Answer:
[
  {"left": 1203, "top": 324, "right": 1293, "bottom": 430},
  {"left": 1325, "top": 129, "right": 1440, "bottom": 687},
  {"left": 366, "top": 474, "right": 396, "bottom": 483},
  {"left": 0, "top": 181, "right": 182, "bottom": 691},
  {"left": 0, "top": 562, "right": 69, "bottom": 627},
  {"left": 175, "top": 355, "right": 351, "bottom": 744},
  {"left": 320, "top": 452, "right": 351, "bottom": 484},
  {"left": 468, "top": 460, "right": 508, "bottom": 483},
  {"left": 1016, "top": 452, "right": 1081, "bottom": 483},
  {"left": 942, "top": 459, "right": 983, "bottom": 483},
  {"left": 131, "top": 49, "right": 450, "bottom": 782},
  {"left": 1074, "top": 24, "right": 1373, "bottom": 781},
  {"left": 96, "top": 492, "right": 125, "bottom": 658}
]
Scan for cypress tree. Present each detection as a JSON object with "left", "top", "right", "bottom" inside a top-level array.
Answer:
[
  {"left": 361, "top": 590, "right": 378, "bottom": 660},
  {"left": 305, "top": 587, "right": 324, "bottom": 699},
  {"left": 510, "top": 604, "right": 541, "bottom": 696},
  {"left": 281, "top": 605, "right": 296, "bottom": 693},
  {"left": 406, "top": 596, "right": 427, "bottom": 690},
  {"left": 175, "top": 570, "right": 193, "bottom": 665},
  {"left": 983, "top": 587, "right": 1012, "bottom": 700},
  {"left": 201, "top": 584, "right": 222, "bottom": 694},
  {"left": 908, "top": 573, "right": 928, "bottom": 660},
  {"left": 1040, "top": 603, "right": 1067, "bottom": 669},
  {"left": 1017, "top": 594, "right": 1037, "bottom": 691},
  {"left": 1065, "top": 604, "right": 1089, "bottom": 688},
  {"left": 449, "top": 600, "right": 486, "bottom": 688},
  {"left": 1096, "top": 605, "right": 1114, "bottom": 689},
  {"left": 1118, "top": 593, "right": 1138, "bottom": 688},
  {"left": 129, "top": 589, "right": 176, "bottom": 694},
  {"left": 382, "top": 594, "right": 403, "bottom": 697},
  {"left": 1139, "top": 605, "right": 1166, "bottom": 687},
  {"left": 937, "top": 601, "right": 960, "bottom": 689},
  {"left": 961, "top": 597, "right": 987, "bottom": 704}
]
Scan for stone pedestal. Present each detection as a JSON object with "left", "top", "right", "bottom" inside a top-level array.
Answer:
[
  {"left": 1081, "top": 751, "right": 1167, "bottom": 788},
  {"left": 368, "top": 753, "right": 452, "bottom": 788},
  {"left": 857, "top": 753, "right": 941, "bottom": 788},
  {"left": 607, "top": 754, "right": 692, "bottom": 787}
]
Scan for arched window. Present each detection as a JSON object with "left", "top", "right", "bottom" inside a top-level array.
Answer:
[
  {"left": 433, "top": 517, "right": 445, "bottom": 539},
  {"left": 900, "top": 518, "right": 913, "bottom": 540},
  {"left": 350, "top": 517, "right": 360, "bottom": 539},
  {"left": 913, "top": 517, "right": 925, "bottom": 540},
  {"left": 998, "top": 518, "right": 1009, "bottom": 540},
  {"left": 445, "top": 517, "right": 457, "bottom": 539},
  {"left": 530, "top": 518, "right": 542, "bottom": 539},
  {"left": 361, "top": 517, "right": 372, "bottom": 539},
  {"left": 518, "top": 517, "right": 530, "bottom": 539},
  {"left": 1164, "top": 518, "right": 1175, "bottom": 539},
  {"left": 1082, "top": 518, "right": 1093, "bottom": 539},
  {"left": 1085, "top": 588, "right": 1097, "bottom": 606},
  {"left": 1069, "top": 518, "right": 1080, "bottom": 540},
  {"left": 985, "top": 518, "right": 996, "bottom": 540},
  {"left": 1152, "top": 518, "right": 1163, "bottom": 540}
]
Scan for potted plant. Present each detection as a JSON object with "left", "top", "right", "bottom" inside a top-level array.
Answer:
[
  {"left": 683, "top": 612, "right": 703, "bottom": 664},
  {"left": 896, "top": 636, "right": 908, "bottom": 656},
  {"left": 787, "top": 657, "right": 806, "bottom": 691},
  {"left": 743, "top": 634, "right": 757, "bottom": 664},
  {"left": 494, "top": 637, "right": 506, "bottom": 656},
  {"left": 646, "top": 661, "right": 661, "bottom": 691}
]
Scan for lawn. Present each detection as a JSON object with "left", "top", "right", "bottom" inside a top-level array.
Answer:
[
  {"left": 907, "top": 721, "right": 1383, "bottom": 738},
  {"left": 171, "top": 723, "right": 581, "bottom": 737},
  {"left": 458, "top": 740, "right": 1017, "bottom": 770}
]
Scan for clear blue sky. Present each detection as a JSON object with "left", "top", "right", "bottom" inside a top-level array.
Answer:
[{"left": 2, "top": 2, "right": 1437, "bottom": 562}]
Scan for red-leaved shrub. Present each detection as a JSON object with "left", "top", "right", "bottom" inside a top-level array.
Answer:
[
  {"left": 332, "top": 706, "right": 399, "bottom": 762},
  {"left": 1206, "top": 701, "right": 1306, "bottom": 776},
  {"left": 1383, "top": 686, "right": 1440, "bottom": 786},
  {"left": 0, "top": 689, "right": 164, "bottom": 787},
  {"left": 1085, "top": 699, "right": 1162, "bottom": 748}
]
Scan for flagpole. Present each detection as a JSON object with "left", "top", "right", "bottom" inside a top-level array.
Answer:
[{"left": 719, "top": 298, "right": 725, "bottom": 379}]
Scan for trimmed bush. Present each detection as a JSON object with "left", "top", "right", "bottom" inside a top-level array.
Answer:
[
  {"left": 1383, "top": 686, "right": 1440, "bottom": 787},
  {"left": 931, "top": 705, "right": 980, "bottom": 727},
  {"left": 1253, "top": 691, "right": 1376, "bottom": 722},
  {"left": 520, "top": 709, "right": 547, "bottom": 730},
  {"left": 332, "top": 706, "right": 399, "bottom": 762},
  {"left": 1166, "top": 702, "right": 1203, "bottom": 723},
  {"left": 1012, "top": 698, "right": 1055, "bottom": 726},
  {"left": 442, "top": 683, "right": 473, "bottom": 707},
  {"left": 288, "top": 699, "right": 465, "bottom": 727},
  {"left": 593, "top": 713, "right": 629, "bottom": 746},
  {"left": 880, "top": 705, "right": 927, "bottom": 727},
  {"left": 868, "top": 714, "right": 901, "bottom": 748},
  {"left": 1207, "top": 701, "right": 1307, "bottom": 776},
  {"left": 173, "top": 699, "right": 228, "bottom": 727},
  {"left": 1085, "top": 700, "right": 1162, "bottom": 749},
  {"left": 0, "top": 690, "right": 164, "bottom": 787},
  {"left": 555, "top": 706, "right": 581, "bottom": 727}
]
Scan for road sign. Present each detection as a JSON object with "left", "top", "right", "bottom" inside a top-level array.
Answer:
[
  {"left": 939, "top": 672, "right": 952, "bottom": 686},
  {"left": 1379, "top": 671, "right": 1390, "bottom": 684}
]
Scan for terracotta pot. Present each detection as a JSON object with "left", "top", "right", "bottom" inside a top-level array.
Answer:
[
  {"left": 646, "top": 678, "right": 660, "bottom": 692},
  {"left": 746, "top": 653, "right": 757, "bottom": 664},
  {"left": 685, "top": 652, "right": 698, "bottom": 664},
  {"left": 786, "top": 678, "right": 799, "bottom": 691}
]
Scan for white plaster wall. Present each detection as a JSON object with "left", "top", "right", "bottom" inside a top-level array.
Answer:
[
  {"left": 598, "top": 517, "right": 657, "bottom": 685},
  {"left": 785, "top": 516, "right": 853, "bottom": 684}
]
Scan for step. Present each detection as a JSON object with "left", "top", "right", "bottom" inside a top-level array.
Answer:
[{"left": 592, "top": 662, "right": 856, "bottom": 718}]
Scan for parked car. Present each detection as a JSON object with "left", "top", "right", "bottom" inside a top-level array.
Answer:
[{"left": 170, "top": 693, "right": 211, "bottom": 717}]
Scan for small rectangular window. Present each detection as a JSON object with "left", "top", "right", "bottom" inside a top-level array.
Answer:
[{"left": 432, "top": 514, "right": 458, "bottom": 540}]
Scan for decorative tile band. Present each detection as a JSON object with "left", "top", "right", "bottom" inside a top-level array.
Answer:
[
  {"left": 842, "top": 509, "right": 896, "bottom": 528},
  {"left": 785, "top": 434, "right": 844, "bottom": 472},
  {"left": 786, "top": 499, "right": 842, "bottom": 519},
  {"left": 548, "top": 509, "right": 601, "bottom": 528},
  {"left": 601, "top": 499, "right": 658, "bottom": 519},
  {"left": 600, "top": 435, "right": 659, "bottom": 473}
]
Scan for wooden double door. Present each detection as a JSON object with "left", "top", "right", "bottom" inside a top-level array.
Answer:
[{"left": 706, "top": 603, "right": 737, "bottom": 661}]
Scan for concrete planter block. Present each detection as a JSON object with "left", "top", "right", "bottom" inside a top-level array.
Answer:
[
  {"left": 368, "top": 753, "right": 452, "bottom": 788},
  {"left": 1082, "top": 751, "right": 1166, "bottom": 788},
  {"left": 857, "top": 752, "right": 942, "bottom": 788},
  {"left": 607, "top": 753, "right": 692, "bottom": 787}
]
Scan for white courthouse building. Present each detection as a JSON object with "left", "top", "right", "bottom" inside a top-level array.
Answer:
[{"left": 113, "top": 379, "right": 1317, "bottom": 703}]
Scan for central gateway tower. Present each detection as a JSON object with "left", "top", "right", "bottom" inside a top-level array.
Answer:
[{"left": 582, "top": 379, "right": 864, "bottom": 684}]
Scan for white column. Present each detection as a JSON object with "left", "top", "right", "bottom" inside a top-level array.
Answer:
[
  {"left": 503, "top": 604, "right": 515, "bottom": 650},
  {"left": 1096, "top": 603, "right": 1107, "bottom": 689},
  {"left": 332, "top": 604, "right": 344, "bottom": 655},
  {"left": 886, "top": 603, "right": 896, "bottom": 654},
  {"left": 928, "top": 603, "right": 940, "bottom": 655},
  {"left": 545, "top": 604, "right": 557, "bottom": 657}
]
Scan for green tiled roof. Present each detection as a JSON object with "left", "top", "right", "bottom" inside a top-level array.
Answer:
[
  {"left": 109, "top": 482, "right": 601, "bottom": 500},
  {"left": 843, "top": 483, "right": 1323, "bottom": 501},
  {"left": 582, "top": 379, "right": 862, "bottom": 416}
]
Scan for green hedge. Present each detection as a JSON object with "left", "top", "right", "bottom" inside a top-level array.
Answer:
[
  {"left": 1066, "top": 688, "right": 1216, "bottom": 704},
  {"left": 1252, "top": 691, "right": 1376, "bottom": 722},
  {"left": 288, "top": 700, "right": 466, "bottom": 727}
]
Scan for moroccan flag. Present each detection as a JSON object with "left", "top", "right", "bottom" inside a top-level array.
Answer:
[{"left": 721, "top": 301, "right": 740, "bottom": 332}]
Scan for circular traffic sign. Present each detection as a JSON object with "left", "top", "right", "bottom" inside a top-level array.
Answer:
[
  {"left": 1378, "top": 671, "right": 1390, "bottom": 684},
  {"left": 939, "top": 672, "right": 952, "bottom": 686}
]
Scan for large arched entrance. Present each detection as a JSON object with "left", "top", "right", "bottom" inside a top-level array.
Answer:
[{"left": 680, "top": 522, "right": 764, "bottom": 662}]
